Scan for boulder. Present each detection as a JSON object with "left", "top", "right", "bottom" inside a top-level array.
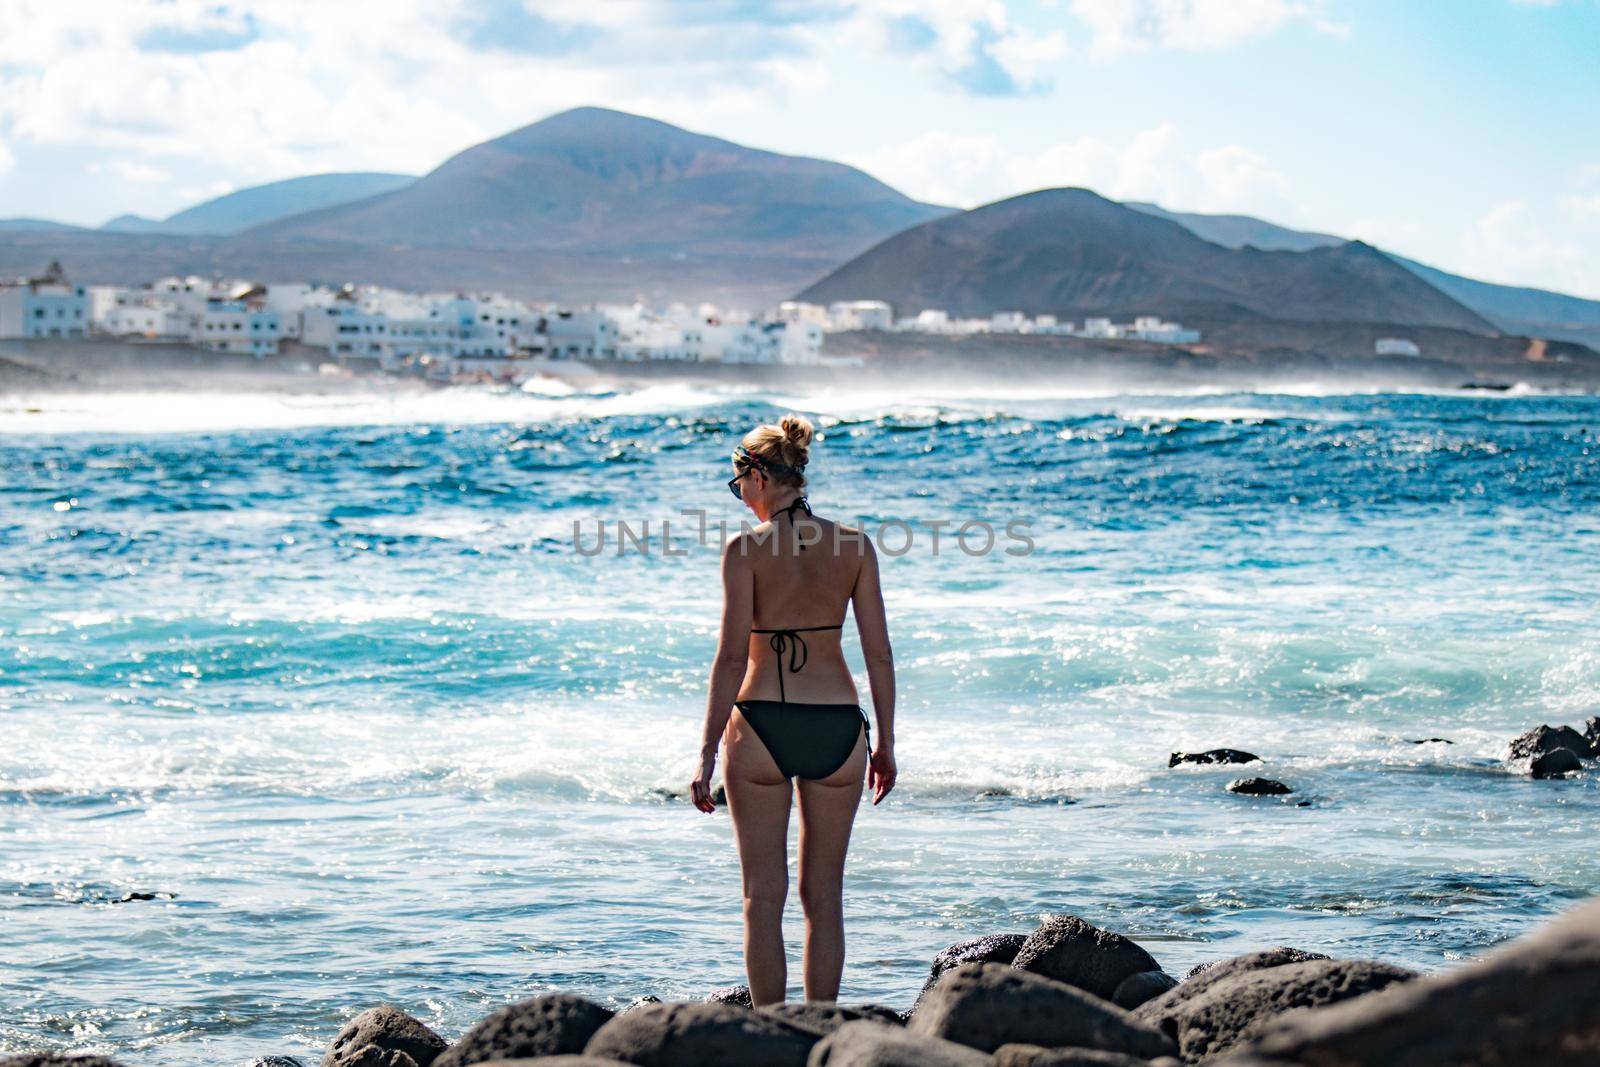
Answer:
[
  {"left": 1147, "top": 958, "right": 1416, "bottom": 1062},
  {"left": 1226, "top": 778, "right": 1292, "bottom": 796},
  {"left": 1224, "top": 894, "right": 1600, "bottom": 1067},
  {"left": 993, "top": 1046, "right": 1182, "bottom": 1066},
  {"left": 1148, "top": 948, "right": 1332, "bottom": 1016},
  {"left": 808, "top": 1020, "right": 990, "bottom": 1066},
  {"left": 1404, "top": 738, "right": 1453, "bottom": 744},
  {"left": 324, "top": 1007, "right": 448, "bottom": 1067},
  {"left": 584, "top": 1001, "right": 814, "bottom": 1067},
  {"left": 251, "top": 1060, "right": 309, "bottom": 1067},
  {"left": 1112, "top": 970, "right": 1178, "bottom": 1010},
  {"left": 0, "top": 1059, "right": 130, "bottom": 1067},
  {"left": 1169, "top": 750, "right": 1260, "bottom": 767},
  {"left": 1531, "top": 748, "right": 1584, "bottom": 779},
  {"left": 433, "top": 995, "right": 613, "bottom": 1067},
  {"left": 911, "top": 933, "right": 1029, "bottom": 1013},
  {"left": 910, "top": 962, "right": 1175, "bottom": 1058},
  {"left": 1507, "top": 723, "right": 1592, "bottom": 760},
  {"left": 704, "top": 985, "right": 753, "bottom": 1007},
  {"left": 1011, "top": 915, "right": 1162, "bottom": 1001},
  {"left": 468, "top": 1059, "right": 634, "bottom": 1066},
  {"left": 1586, "top": 715, "right": 1600, "bottom": 755},
  {"left": 760, "top": 1003, "right": 904, "bottom": 1038}
]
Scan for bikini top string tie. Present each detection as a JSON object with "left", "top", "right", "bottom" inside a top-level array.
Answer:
[{"left": 750, "top": 623, "right": 843, "bottom": 702}]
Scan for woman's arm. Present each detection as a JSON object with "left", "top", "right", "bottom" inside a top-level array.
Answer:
[
  {"left": 850, "top": 536, "right": 897, "bottom": 804},
  {"left": 690, "top": 534, "right": 754, "bottom": 813}
]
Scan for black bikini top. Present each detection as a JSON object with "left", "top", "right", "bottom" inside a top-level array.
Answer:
[{"left": 753, "top": 497, "right": 842, "bottom": 702}]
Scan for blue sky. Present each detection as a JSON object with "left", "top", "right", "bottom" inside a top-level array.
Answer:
[{"left": 1, "top": 0, "right": 1596, "bottom": 296}]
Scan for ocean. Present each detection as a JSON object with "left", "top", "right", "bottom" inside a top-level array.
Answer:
[{"left": 2, "top": 382, "right": 1598, "bottom": 1065}]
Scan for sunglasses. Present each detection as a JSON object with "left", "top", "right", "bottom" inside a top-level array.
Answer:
[{"left": 727, "top": 446, "right": 804, "bottom": 501}]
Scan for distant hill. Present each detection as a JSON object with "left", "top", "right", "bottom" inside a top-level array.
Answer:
[
  {"left": 99, "top": 173, "right": 417, "bottom": 237},
  {"left": 1125, "top": 201, "right": 1600, "bottom": 347},
  {"left": 252, "top": 107, "right": 949, "bottom": 261},
  {"left": 0, "top": 218, "right": 86, "bottom": 232},
  {"left": 1125, "top": 202, "right": 1343, "bottom": 252},
  {"left": 799, "top": 187, "right": 1494, "bottom": 333}
]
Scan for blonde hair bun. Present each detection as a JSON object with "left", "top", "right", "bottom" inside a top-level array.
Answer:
[{"left": 779, "top": 413, "right": 814, "bottom": 450}]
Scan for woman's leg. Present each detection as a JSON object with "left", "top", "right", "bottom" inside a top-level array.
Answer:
[
  {"left": 723, "top": 709, "right": 794, "bottom": 1006},
  {"left": 795, "top": 727, "right": 867, "bottom": 1002}
]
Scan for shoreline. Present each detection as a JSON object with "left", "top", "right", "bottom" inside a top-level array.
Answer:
[
  {"left": 7, "top": 893, "right": 1595, "bottom": 1067},
  {"left": 5, "top": 337, "right": 1598, "bottom": 400}
]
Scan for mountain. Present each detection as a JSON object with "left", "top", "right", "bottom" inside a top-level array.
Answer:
[
  {"left": 98, "top": 173, "right": 417, "bottom": 237},
  {"left": 1128, "top": 201, "right": 1600, "bottom": 347},
  {"left": 798, "top": 187, "right": 1494, "bottom": 333},
  {"left": 1125, "top": 202, "right": 1342, "bottom": 252},
  {"left": 0, "top": 218, "right": 86, "bottom": 232},
  {"left": 100, "top": 214, "right": 169, "bottom": 234},
  {"left": 251, "top": 107, "right": 949, "bottom": 261}
]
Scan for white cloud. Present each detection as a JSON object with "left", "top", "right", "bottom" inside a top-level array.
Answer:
[
  {"left": 1067, "top": 0, "right": 1330, "bottom": 57},
  {"left": 91, "top": 158, "right": 172, "bottom": 183},
  {"left": 1457, "top": 199, "right": 1600, "bottom": 298},
  {"left": 852, "top": 122, "right": 1302, "bottom": 220}
]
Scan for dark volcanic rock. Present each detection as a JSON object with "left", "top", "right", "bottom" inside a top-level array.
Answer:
[
  {"left": 809, "top": 1020, "right": 991, "bottom": 1066},
  {"left": 993, "top": 1045, "right": 1182, "bottom": 1066},
  {"left": 1169, "top": 749, "right": 1260, "bottom": 767},
  {"left": 1165, "top": 947, "right": 1330, "bottom": 993},
  {"left": 1225, "top": 778, "right": 1293, "bottom": 796},
  {"left": 324, "top": 1006, "right": 447, "bottom": 1067},
  {"left": 1148, "top": 958, "right": 1416, "bottom": 1062},
  {"left": 703, "top": 985, "right": 753, "bottom": 1007},
  {"left": 621, "top": 996, "right": 661, "bottom": 1014},
  {"left": 583, "top": 1001, "right": 813, "bottom": 1067},
  {"left": 758, "top": 1002, "right": 901, "bottom": 1037},
  {"left": 0, "top": 1058, "right": 131, "bottom": 1067},
  {"left": 1507, "top": 723, "right": 1592, "bottom": 760},
  {"left": 1530, "top": 747, "right": 1584, "bottom": 779},
  {"left": 470, "top": 1059, "right": 634, "bottom": 1066},
  {"left": 1112, "top": 970, "right": 1179, "bottom": 1010},
  {"left": 1405, "top": 737, "right": 1453, "bottom": 744},
  {"left": 1586, "top": 716, "right": 1600, "bottom": 755},
  {"left": 251, "top": 1060, "right": 308, "bottom": 1067},
  {"left": 910, "top": 962, "right": 1176, "bottom": 1058},
  {"left": 912, "top": 932, "right": 1029, "bottom": 1013},
  {"left": 1012, "top": 915, "right": 1162, "bottom": 1001},
  {"left": 433, "top": 995, "right": 613, "bottom": 1067},
  {"left": 1226, "top": 897, "right": 1600, "bottom": 1067}
]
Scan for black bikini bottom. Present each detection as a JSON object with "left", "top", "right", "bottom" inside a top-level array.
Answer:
[{"left": 734, "top": 700, "right": 869, "bottom": 781}]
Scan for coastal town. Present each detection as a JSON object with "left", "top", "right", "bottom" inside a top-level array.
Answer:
[{"left": 0, "top": 262, "right": 1217, "bottom": 385}]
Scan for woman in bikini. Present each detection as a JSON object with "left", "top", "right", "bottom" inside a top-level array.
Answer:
[{"left": 689, "top": 413, "right": 897, "bottom": 1006}]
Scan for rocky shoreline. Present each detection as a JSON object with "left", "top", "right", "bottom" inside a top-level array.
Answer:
[
  {"left": 6, "top": 892, "right": 1596, "bottom": 1067},
  {"left": 5, "top": 719, "right": 1594, "bottom": 1067}
]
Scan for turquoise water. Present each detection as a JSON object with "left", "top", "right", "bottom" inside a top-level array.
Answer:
[{"left": 2, "top": 383, "right": 1598, "bottom": 1065}]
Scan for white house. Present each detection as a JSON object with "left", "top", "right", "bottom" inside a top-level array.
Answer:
[
  {"left": 192, "top": 299, "right": 281, "bottom": 356},
  {"left": 827, "top": 300, "right": 893, "bottom": 332},
  {"left": 1376, "top": 337, "right": 1421, "bottom": 357},
  {"left": 301, "top": 303, "right": 390, "bottom": 357},
  {"left": 0, "top": 264, "right": 89, "bottom": 339}
]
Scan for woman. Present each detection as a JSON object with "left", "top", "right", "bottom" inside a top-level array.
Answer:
[{"left": 689, "top": 413, "right": 897, "bottom": 1006}]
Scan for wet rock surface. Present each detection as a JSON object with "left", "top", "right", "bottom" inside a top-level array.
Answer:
[
  {"left": 911, "top": 962, "right": 1176, "bottom": 1058},
  {"left": 583, "top": 1001, "right": 815, "bottom": 1067},
  {"left": 1169, "top": 750, "right": 1260, "bottom": 767},
  {"left": 1147, "top": 958, "right": 1417, "bottom": 1062},
  {"left": 808, "top": 1020, "right": 992, "bottom": 1066},
  {"left": 323, "top": 1006, "right": 448, "bottom": 1067},
  {"left": 1011, "top": 915, "right": 1163, "bottom": 1001},
  {"left": 433, "top": 995, "right": 613, "bottom": 1067},
  {"left": 1225, "top": 778, "right": 1293, "bottom": 796}
]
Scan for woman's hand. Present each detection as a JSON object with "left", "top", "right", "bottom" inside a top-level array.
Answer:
[
  {"left": 689, "top": 752, "right": 717, "bottom": 814},
  {"left": 868, "top": 744, "right": 897, "bottom": 805}
]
